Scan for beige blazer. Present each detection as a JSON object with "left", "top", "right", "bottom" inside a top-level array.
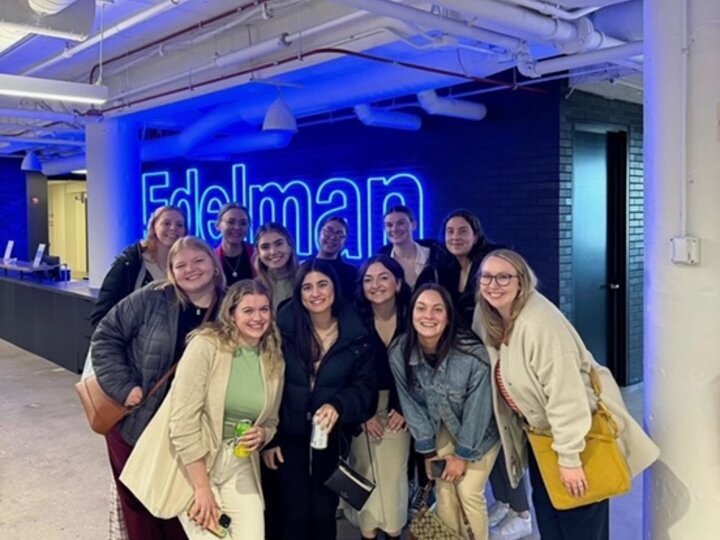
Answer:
[
  {"left": 120, "top": 334, "right": 284, "bottom": 518},
  {"left": 473, "top": 292, "right": 659, "bottom": 488}
]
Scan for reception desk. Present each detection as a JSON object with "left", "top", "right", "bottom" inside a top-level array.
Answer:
[{"left": 0, "top": 275, "right": 97, "bottom": 373}]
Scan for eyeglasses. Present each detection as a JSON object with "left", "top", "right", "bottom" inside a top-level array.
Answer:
[
  {"left": 479, "top": 273, "right": 519, "bottom": 287},
  {"left": 222, "top": 218, "right": 249, "bottom": 227},
  {"left": 321, "top": 228, "right": 347, "bottom": 240}
]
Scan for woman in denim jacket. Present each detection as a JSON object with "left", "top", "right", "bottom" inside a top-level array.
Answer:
[{"left": 389, "top": 283, "right": 499, "bottom": 540}]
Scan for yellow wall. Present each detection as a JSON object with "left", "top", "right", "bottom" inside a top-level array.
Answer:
[{"left": 48, "top": 180, "right": 88, "bottom": 277}]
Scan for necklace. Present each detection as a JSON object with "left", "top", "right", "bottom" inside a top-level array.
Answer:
[{"left": 223, "top": 251, "right": 244, "bottom": 278}]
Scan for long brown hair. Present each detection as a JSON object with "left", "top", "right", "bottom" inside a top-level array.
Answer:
[
  {"left": 193, "top": 279, "right": 283, "bottom": 379},
  {"left": 254, "top": 222, "right": 299, "bottom": 290},
  {"left": 475, "top": 249, "right": 537, "bottom": 349}
]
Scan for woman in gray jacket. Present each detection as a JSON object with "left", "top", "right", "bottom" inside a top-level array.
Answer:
[
  {"left": 389, "top": 283, "right": 499, "bottom": 540},
  {"left": 92, "top": 236, "right": 225, "bottom": 540}
]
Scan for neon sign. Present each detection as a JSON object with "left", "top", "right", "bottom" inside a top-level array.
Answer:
[{"left": 142, "top": 163, "right": 427, "bottom": 261}]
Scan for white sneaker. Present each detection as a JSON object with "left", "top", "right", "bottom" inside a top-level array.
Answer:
[
  {"left": 488, "top": 501, "right": 510, "bottom": 528},
  {"left": 496, "top": 512, "right": 532, "bottom": 540}
]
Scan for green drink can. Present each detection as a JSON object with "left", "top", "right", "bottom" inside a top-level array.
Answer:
[{"left": 234, "top": 419, "right": 253, "bottom": 458}]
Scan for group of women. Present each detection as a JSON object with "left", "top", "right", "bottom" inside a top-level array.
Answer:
[{"left": 88, "top": 202, "right": 658, "bottom": 540}]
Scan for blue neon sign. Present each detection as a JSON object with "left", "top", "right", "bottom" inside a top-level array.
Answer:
[{"left": 142, "top": 163, "right": 427, "bottom": 261}]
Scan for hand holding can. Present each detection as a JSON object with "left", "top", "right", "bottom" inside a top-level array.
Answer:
[{"left": 234, "top": 420, "right": 253, "bottom": 458}]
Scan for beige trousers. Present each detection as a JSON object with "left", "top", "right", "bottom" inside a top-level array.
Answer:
[
  {"left": 178, "top": 442, "right": 263, "bottom": 540},
  {"left": 435, "top": 425, "right": 500, "bottom": 540}
]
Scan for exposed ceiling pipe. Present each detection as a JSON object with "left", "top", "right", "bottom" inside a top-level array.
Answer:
[
  {"left": 416, "top": 89, "right": 486, "bottom": 120},
  {"left": 28, "top": 0, "right": 78, "bottom": 15},
  {"left": 500, "top": 0, "right": 600, "bottom": 21},
  {"left": 110, "top": 10, "right": 375, "bottom": 102},
  {"left": 0, "top": 107, "right": 83, "bottom": 122},
  {"left": 518, "top": 40, "right": 643, "bottom": 78},
  {"left": 431, "top": 0, "right": 623, "bottom": 54},
  {"left": 0, "top": 135, "right": 84, "bottom": 147},
  {"left": 331, "top": 0, "right": 526, "bottom": 53},
  {"left": 354, "top": 104, "right": 421, "bottom": 130},
  {"left": 590, "top": 0, "right": 643, "bottom": 42},
  {"left": 23, "top": 0, "right": 193, "bottom": 77}
]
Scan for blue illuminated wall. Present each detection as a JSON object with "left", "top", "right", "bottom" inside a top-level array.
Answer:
[
  {"left": 144, "top": 81, "right": 565, "bottom": 299},
  {"left": 142, "top": 166, "right": 426, "bottom": 262},
  {"left": 0, "top": 159, "right": 31, "bottom": 260}
]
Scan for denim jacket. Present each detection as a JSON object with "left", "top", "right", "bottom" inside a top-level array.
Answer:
[{"left": 388, "top": 335, "right": 498, "bottom": 461}]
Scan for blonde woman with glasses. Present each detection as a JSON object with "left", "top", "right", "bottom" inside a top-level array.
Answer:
[{"left": 472, "top": 249, "right": 658, "bottom": 540}]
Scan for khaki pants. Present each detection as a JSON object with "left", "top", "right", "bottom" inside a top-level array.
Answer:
[
  {"left": 179, "top": 442, "right": 264, "bottom": 540},
  {"left": 435, "top": 426, "right": 500, "bottom": 540}
]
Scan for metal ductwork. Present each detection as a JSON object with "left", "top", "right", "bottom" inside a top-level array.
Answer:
[
  {"left": 0, "top": 0, "right": 94, "bottom": 43},
  {"left": 416, "top": 90, "right": 486, "bottom": 121},
  {"left": 354, "top": 104, "right": 422, "bottom": 131}
]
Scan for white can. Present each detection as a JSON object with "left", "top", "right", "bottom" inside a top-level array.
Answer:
[{"left": 310, "top": 416, "right": 328, "bottom": 450}]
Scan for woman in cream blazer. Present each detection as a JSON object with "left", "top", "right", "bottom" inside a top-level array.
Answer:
[
  {"left": 472, "top": 249, "right": 659, "bottom": 540},
  {"left": 121, "top": 279, "right": 284, "bottom": 540}
]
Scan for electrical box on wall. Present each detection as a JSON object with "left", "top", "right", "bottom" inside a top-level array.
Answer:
[{"left": 670, "top": 235, "right": 700, "bottom": 265}]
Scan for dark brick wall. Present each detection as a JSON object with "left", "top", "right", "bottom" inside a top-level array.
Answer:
[
  {"left": 154, "top": 81, "right": 564, "bottom": 302},
  {"left": 560, "top": 90, "right": 644, "bottom": 384},
  {"left": 0, "top": 159, "right": 30, "bottom": 260}
]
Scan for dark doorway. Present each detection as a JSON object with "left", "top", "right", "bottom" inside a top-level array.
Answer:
[{"left": 572, "top": 128, "right": 628, "bottom": 384}]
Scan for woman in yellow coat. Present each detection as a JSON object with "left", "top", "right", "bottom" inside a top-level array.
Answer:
[{"left": 120, "top": 279, "right": 284, "bottom": 540}]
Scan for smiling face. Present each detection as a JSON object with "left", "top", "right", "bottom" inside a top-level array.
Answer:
[
  {"left": 218, "top": 208, "right": 250, "bottom": 248},
  {"left": 412, "top": 289, "right": 449, "bottom": 351},
  {"left": 445, "top": 216, "right": 478, "bottom": 259},
  {"left": 257, "top": 231, "right": 292, "bottom": 270},
  {"left": 362, "top": 262, "right": 401, "bottom": 307},
  {"left": 384, "top": 211, "right": 416, "bottom": 247},
  {"left": 301, "top": 271, "right": 335, "bottom": 317},
  {"left": 318, "top": 220, "right": 348, "bottom": 259},
  {"left": 479, "top": 255, "right": 521, "bottom": 319},
  {"left": 170, "top": 247, "right": 216, "bottom": 295},
  {"left": 232, "top": 293, "right": 272, "bottom": 347},
  {"left": 153, "top": 210, "right": 186, "bottom": 249}
]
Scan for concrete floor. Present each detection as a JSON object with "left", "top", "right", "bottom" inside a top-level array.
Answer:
[{"left": 0, "top": 339, "right": 643, "bottom": 539}]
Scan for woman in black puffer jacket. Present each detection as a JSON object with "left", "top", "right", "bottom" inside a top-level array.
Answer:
[{"left": 261, "top": 259, "right": 376, "bottom": 540}]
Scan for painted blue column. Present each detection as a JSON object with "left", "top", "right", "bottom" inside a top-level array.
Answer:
[
  {"left": 86, "top": 119, "right": 141, "bottom": 288},
  {"left": 644, "top": 1, "right": 720, "bottom": 538}
]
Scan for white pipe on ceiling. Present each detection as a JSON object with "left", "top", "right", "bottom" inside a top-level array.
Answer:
[
  {"left": 416, "top": 89, "right": 486, "bottom": 120},
  {"left": 28, "top": 0, "right": 78, "bottom": 16},
  {"left": 500, "top": 0, "right": 600, "bottom": 21},
  {"left": 354, "top": 104, "right": 422, "bottom": 130},
  {"left": 0, "top": 135, "right": 84, "bottom": 146},
  {"left": 518, "top": 40, "right": 643, "bottom": 78},
  {"left": 331, "top": 0, "right": 525, "bottom": 53},
  {"left": 431, "top": 0, "right": 623, "bottom": 53},
  {"left": 0, "top": 107, "right": 80, "bottom": 122},
  {"left": 23, "top": 0, "right": 192, "bottom": 77}
]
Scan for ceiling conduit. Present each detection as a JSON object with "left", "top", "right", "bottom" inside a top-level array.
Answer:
[
  {"left": 23, "top": 0, "right": 192, "bottom": 77},
  {"left": 354, "top": 104, "right": 422, "bottom": 130},
  {"left": 519, "top": 40, "right": 643, "bottom": 78},
  {"left": 416, "top": 89, "right": 486, "bottom": 120},
  {"left": 431, "top": 0, "right": 624, "bottom": 54},
  {"left": 331, "top": 0, "right": 526, "bottom": 53},
  {"left": 0, "top": 0, "right": 85, "bottom": 53}
]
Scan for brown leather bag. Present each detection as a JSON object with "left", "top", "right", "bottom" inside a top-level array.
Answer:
[{"left": 75, "top": 365, "right": 179, "bottom": 435}]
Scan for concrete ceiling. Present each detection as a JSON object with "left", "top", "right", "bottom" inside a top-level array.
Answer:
[{"left": 0, "top": 0, "right": 644, "bottom": 173}]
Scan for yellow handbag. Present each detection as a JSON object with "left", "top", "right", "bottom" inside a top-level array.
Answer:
[{"left": 525, "top": 369, "right": 631, "bottom": 510}]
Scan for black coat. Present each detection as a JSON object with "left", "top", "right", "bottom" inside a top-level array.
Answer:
[
  {"left": 89, "top": 242, "right": 149, "bottom": 327},
  {"left": 274, "top": 302, "right": 377, "bottom": 445},
  {"left": 378, "top": 239, "right": 456, "bottom": 293}
]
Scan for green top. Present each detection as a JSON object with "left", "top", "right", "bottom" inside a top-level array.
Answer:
[{"left": 222, "top": 346, "right": 265, "bottom": 440}]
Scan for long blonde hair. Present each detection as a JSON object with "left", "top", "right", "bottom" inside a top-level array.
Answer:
[
  {"left": 166, "top": 236, "right": 226, "bottom": 306},
  {"left": 476, "top": 249, "right": 537, "bottom": 349},
  {"left": 194, "top": 279, "right": 283, "bottom": 379},
  {"left": 141, "top": 205, "right": 187, "bottom": 261}
]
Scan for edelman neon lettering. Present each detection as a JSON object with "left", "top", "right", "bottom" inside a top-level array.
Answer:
[{"left": 142, "top": 164, "right": 426, "bottom": 260}]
